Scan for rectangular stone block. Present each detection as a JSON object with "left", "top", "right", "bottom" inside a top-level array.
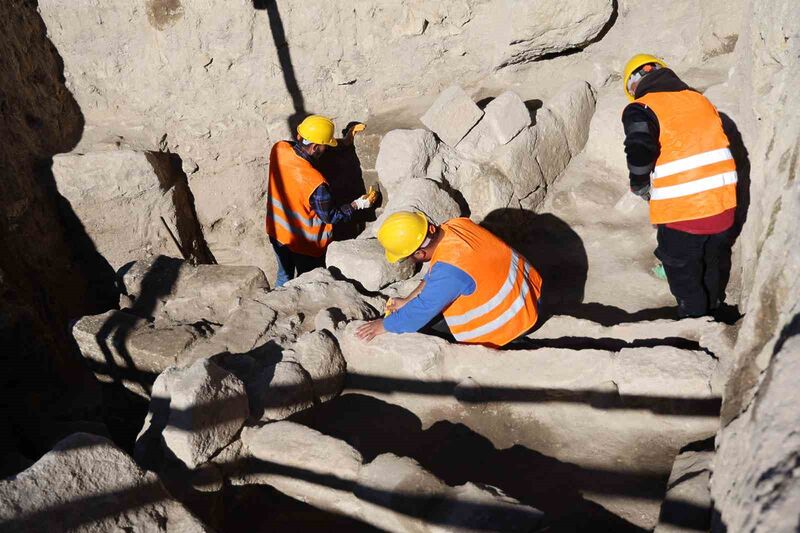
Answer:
[
  {"left": 420, "top": 85, "right": 484, "bottom": 147},
  {"left": 484, "top": 91, "right": 532, "bottom": 144}
]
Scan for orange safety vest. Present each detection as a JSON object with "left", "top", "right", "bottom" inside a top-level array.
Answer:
[
  {"left": 265, "top": 141, "right": 334, "bottom": 257},
  {"left": 634, "top": 90, "right": 737, "bottom": 224},
  {"left": 429, "top": 218, "right": 542, "bottom": 348}
]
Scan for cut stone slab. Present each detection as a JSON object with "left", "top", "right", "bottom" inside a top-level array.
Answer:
[
  {"left": 232, "top": 422, "right": 364, "bottom": 515},
  {"left": 0, "top": 433, "right": 210, "bottom": 532},
  {"left": 421, "top": 85, "right": 484, "bottom": 147},
  {"left": 326, "top": 238, "right": 416, "bottom": 291},
  {"left": 156, "top": 359, "right": 249, "bottom": 469},
  {"left": 532, "top": 107, "right": 572, "bottom": 185},
  {"left": 51, "top": 150, "right": 209, "bottom": 270},
  {"left": 120, "top": 255, "right": 269, "bottom": 324},
  {"left": 455, "top": 117, "right": 502, "bottom": 162},
  {"left": 655, "top": 449, "right": 713, "bottom": 533},
  {"left": 71, "top": 309, "right": 201, "bottom": 398},
  {"left": 247, "top": 361, "right": 315, "bottom": 422},
  {"left": 484, "top": 91, "right": 532, "bottom": 145},
  {"left": 374, "top": 129, "right": 438, "bottom": 197},
  {"left": 286, "top": 330, "right": 347, "bottom": 403},
  {"left": 613, "top": 346, "right": 716, "bottom": 400}
]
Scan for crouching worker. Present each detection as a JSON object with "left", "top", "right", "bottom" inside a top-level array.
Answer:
[{"left": 356, "top": 211, "right": 543, "bottom": 348}]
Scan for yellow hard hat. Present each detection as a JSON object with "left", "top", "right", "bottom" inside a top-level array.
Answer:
[
  {"left": 623, "top": 54, "right": 668, "bottom": 101},
  {"left": 297, "top": 115, "right": 338, "bottom": 147},
  {"left": 376, "top": 211, "right": 430, "bottom": 263}
]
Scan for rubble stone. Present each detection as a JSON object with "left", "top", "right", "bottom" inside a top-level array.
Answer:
[
  {"left": 545, "top": 81, "right": 597, "bottom": 156},
  {"left": 286, "top": 330, "right": 348, "bottom": 403},
  {"left": 0, "top": 433, "right": 210, "bottom": 532},
  {"left": 159, "top": 359, "right": 249, "bottom": 469},
  {"left": 375, "top": 129, "right": 438, "bottom": 196},
  {"left": 655, "top": 449, "right": 713, "bottom": 533},
  {"left": 421, "top": 85, "right": 484, "bottom": 147},
  {"left": 247, "top": 361, "right": 315, "bottom": 422},
  {"left": 367, "top": 179, "right": 463, "bottom": 237}
]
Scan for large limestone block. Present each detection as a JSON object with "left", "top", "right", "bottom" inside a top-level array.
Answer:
[
  {"left": 420, "top": 86, "right": 484, "bottom": 147},
  {"left": 159, "top": 359, "right": 249, "bottom": 469},
  {"left": 582, "top": 88, "right": 630, "bottom": 173},
  {"left": 0, "top": 433, "right": 210, "bottom": 532},
  {"left": 545, "top": 81, "right": 597, "bottom": 157},
  {"left": 255, "top": 268, "right": 382, "bottom": 339},
  {"left": 612, "top": 347, "right": 716, "bottom": 400},
  {"left": 495, "top": 0, "right": 614, "bottom": 67},
  {"left": 247, "top": 361, "right": 315, "bottom": 422},
  {"left": 233, "top": 422, "right": 364, "bottom": 515},
  {"left": 120, "top": 255, "right": 269, "bottom": 324},
  {"left": 655, "top": 449, "right": 713, "bottom": 533},
  {"left": 367, "top": 178, "right": 462, "bottom": 237},
  {"left": 483, "top": 91, "right": 532, "bottom": 145},
  {"left": 72, "top": 309, "right": 200, "bottom": 397},
  {"left": 326, "top": 238, "right": 416, "bottom": 291},
  {"left": 286, "top": 330, "right": 347, "bottom": 403},
  {"left": 355, "top": 453, "right": 448, "bottom": 533},
  {"left": 491, "top": 127, "right": 545, "bottom": 200},
  {"left": 375, "top": 129, "right": 438, "bottom": 196},
  {"left": 532, "top": 108, "right": 572, "bottom": 185},
  {"left": 52, "top": 150, "right": 206, "bottom": 269}
]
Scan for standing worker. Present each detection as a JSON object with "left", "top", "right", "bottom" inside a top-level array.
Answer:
[
  {"left": 356, "top": 211, "right": 543, "bottom": 348},
  {"left": 266, "top": 115, "right": 376, "bottom": 286},
  {"left": 621, "top": 54, "right": 737, "bottom": 318}
]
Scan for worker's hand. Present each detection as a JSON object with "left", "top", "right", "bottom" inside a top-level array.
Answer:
[
  {"left": 356, "top": 319, "right": 386, "bottom": 342},
  {"left": 631, "top": 184, "right": 651, "bottom": 201},
  {"left": 351, "top": 187, "right": 379, "bottom": 210}
]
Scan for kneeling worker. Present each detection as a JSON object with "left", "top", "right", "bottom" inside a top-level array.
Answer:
[
  {"left": 266, "top": 114, "right": 376, "bottom": 287},
  {"left": 356, "top": 212, "right": 543, "bottom": 348}
]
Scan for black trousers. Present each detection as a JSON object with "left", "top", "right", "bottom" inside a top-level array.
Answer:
[
  {"left": 269, "top": 236, "right": 325, "bottom": 287},
  {"left": 655, "top": 225, "right": 730, "bottom": 318}
]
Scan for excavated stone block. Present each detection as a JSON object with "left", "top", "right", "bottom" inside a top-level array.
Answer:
[
  {"left": 375, "top": 129, "right": 438, "bottom": 196},
  {"left": 120, "top": 256, "right": 269, "bottom": 324},
  {"left": 366, "top": 178, "right": 462, "bottom": 238},
  {"left": 158, "top": 359, "right": 249, "bottom": 469},
  {"left": 421, "top": 85, "right": 484, "bottom": 147},
  {"left": 491, "top": 126, "right": 546, "bottom": 200},
  {"left": 52, "top": 150, "right": 206, "bottom": 270},
  {"left": 426, "top": 482, "right": 544, "bottom": 533},
  {"left": 532, "top": 107, "right": 572, "bottom": 185},
  {"left": 247, "top": 361, "right": 315, "bottom": 422},
  {"left": 0, "top": 433, "right": 211, "bottom": 532},
  {"left": 181, "top": 298, "right": 278, "bottom": 363},
  {"left": 546, "top": 81, "right": 597, "bottom": 156},
  {"left": 72, "top": 309, "right": 200, "bottom": 397},
  {"left": 455, "top": 117, "right": 502, "bottom": 162},
  {"left": 286, "top": 330, "right": 347, "bottom": 403},
  {"left": 355, "top": 453, "right": 448, "bottom": 533},
  {"left": 326, "top": 238, "right": 416, "bottom": 291},
  {"left": 655, "top": 450, "right": 713, "bottom": 533},
  {"left": 613, "top": 346, "right": 716, "bottom": 400},
  {"left": 234, "top": 422, "right": 364, "bottom": 514},
  {"left": 484, "top": 91, "right": 532, "bottom": 145}
]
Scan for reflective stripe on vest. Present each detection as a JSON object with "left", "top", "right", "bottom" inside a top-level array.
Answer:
[
  {"left": 267, "top": 196, "right": 333, "bottom": 242},
  {"left": 431, "top": 219, "right": 541, "bottom": 347},
  {"left": 634, "top": 90, "right": 737, "bottom": 224},
  {"left": 452, "top": 257, "right": 532, "bottom": 342},
  {"left": 266, "top": 141, "right": 334, "bottom": 256}
]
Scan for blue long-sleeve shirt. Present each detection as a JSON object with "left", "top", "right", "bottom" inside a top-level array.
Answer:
[{"left": 384, "top": 262, "right": 476, "bottom": 333}]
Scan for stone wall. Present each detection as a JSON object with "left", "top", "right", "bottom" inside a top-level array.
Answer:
[{"left": 710, "top": 0, "right": 800, "bottom": 530}]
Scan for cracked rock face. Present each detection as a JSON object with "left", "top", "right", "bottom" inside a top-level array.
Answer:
[{"left": 0, "top": 433, "right": 211, "bottom": 532}]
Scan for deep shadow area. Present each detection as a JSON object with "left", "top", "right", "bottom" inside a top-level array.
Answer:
[
  {"left": 295, "top": 393, "right": 655, "bottom": 532},
  {"left": 0, "top": 0, "right": 119, "bottom": 474}
]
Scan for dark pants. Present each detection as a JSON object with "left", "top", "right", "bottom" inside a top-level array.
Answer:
[
  {"left": 269, "top": 237, "right": 325, "bottom": 287},
  {"left": 655, "top": 225, "right": 730, "bottom": 318}
]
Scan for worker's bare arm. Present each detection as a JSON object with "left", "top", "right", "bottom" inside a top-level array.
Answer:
[{"left": 355, "top": 319, "right": 386, "bottom": 341}]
